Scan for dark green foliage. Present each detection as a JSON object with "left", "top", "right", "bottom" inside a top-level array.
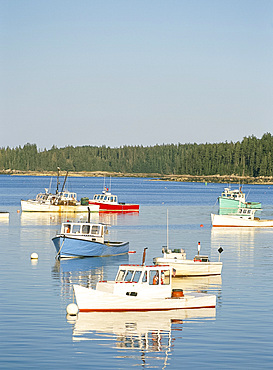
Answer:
[{"left": 0, "top": 133, "right": 272, "bottom": 176}]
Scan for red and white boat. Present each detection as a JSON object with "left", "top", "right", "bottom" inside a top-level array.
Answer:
[{"left": 88, "top": 187, "right": 139, "bottom": 212}]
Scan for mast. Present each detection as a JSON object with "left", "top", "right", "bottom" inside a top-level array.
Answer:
[
  {"left": 167, "top": 209, "right": 169, "bottom": 251},
  {"left": 56, "top": 167, "right": 60, "bottom": 194},
  {"left": 60, "top": 171, "right": 69, "bottom": 194}
]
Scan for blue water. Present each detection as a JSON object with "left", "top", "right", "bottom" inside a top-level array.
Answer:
[{"left": 0, "top": 176, "right": 272, "bottom": 369}]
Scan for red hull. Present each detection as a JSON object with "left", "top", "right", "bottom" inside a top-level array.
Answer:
[{"left": 89, "top": 201, "right": 139, "bottom": 212}]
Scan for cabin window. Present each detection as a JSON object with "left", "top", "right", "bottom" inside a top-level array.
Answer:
[
  {"left": 116, "top": 270, "right": 126, "bottom": 281},
  {"left": 64, "top": 224, "right": 71, "bottom": 233},
  {"left": 149, "top": 270, "right": 160, "bottom": 285},
  {"left": 91, "top": 225, "right": 100, "bottom": 235},
  {"left": 142, "top": 271, "right": 147, "bottom": 283},
  {"left": 82, "top": 225, "right": 90, "bottom": 234},
  {"left": 132, "top": 270, "right": 142, "bottom": 283},
  {"left": 72, "top": 224, "right": 81, "bottom": 234},
  {"left": 125, "top": 270, "right": 134, "bottom": 282},
  {"left": 161, "top": 270, "right": 170, "bottom": 285}
]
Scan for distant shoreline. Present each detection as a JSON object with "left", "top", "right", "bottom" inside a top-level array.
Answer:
[{"left": 1, "top": 169, "right": 273, "bottom": 184}]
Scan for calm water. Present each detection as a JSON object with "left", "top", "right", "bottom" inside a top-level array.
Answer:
[{"left": 0, "top": 176, "right": 272, "bottom": 369}]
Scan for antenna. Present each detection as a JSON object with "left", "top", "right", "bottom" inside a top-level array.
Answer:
[
  {"left": 167, "top": 209, "right": 169, "bottom": 251},
  {"left": 142, "top": 247, "right": 148, "bottom": 265}
]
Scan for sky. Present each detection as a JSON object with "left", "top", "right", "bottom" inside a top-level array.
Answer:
[{"left": 1, "top": 0, "right": 273, "bottom": 150}]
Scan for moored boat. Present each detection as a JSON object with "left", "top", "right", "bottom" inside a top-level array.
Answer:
[
  {"left": 153, "top": 243, "right": 223, "bottom": 277},
  {"left": 218, "top": 187, "right": 261, "bottom": 214},
  {"left": 52, "top": 218, "right": 129, "bottom": 258},
  {"left": 70, "top": 250, "right": 216, "bottom": 312},
  {"left": 88, "top": 187, "right": 139, "bottom": 212},
  {"left": 211, "top": 208, "right": 273, "bottom": 227},
  {"left": 21, "top": 168, "right": 99, "bottom": 213}
]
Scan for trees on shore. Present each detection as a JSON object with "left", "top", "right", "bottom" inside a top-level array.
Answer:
[{"left": 0, "top": 133, "right": 272, "bottom": 177}]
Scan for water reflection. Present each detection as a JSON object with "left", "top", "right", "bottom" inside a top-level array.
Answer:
[
  {"left": 20, "top": 210, "right": 139, "bottom": 226},
  {"left": 68, "top": 309, "right": 215, "bottom": 368},
  {"left": 172, "top": 275, "right": 222, "bottom": 293},
  {"left": 52, "top": 255, "right": 129, "bottom": 298}
]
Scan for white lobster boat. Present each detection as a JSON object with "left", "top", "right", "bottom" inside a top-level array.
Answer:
[
  {"left": 21, "top": 169, "right": 99, "bottom": 213},
  {"left": 70, "top": 249, "right": 216, "bottom": 313},
  {"left": 211, "top": 208, "right": 273, "bottom": 227},
  {"left": 153, "top": 243, "right": 223, "bottom": 277}
]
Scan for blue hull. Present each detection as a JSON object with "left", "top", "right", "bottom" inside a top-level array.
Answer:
[{"left": 52, "top": 236, "right": 129, "bottom": 258}]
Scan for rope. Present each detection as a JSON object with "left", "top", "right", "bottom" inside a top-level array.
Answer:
[{"left": 55, "top": 236, "right": 66, "bottom": 259}]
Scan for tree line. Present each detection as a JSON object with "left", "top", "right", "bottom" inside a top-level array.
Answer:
[{"left": 0, "top": 133, "right": 272, "bottom": 177}]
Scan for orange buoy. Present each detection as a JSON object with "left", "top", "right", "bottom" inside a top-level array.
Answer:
[{"left": 200, "top": 224, "right": 204, "bottom": 227}]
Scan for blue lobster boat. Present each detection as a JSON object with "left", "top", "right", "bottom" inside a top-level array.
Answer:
[{"left": 52, "top": 220, "right": 129, "bottom": 259}]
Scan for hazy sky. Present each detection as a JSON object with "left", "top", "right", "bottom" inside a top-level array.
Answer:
[{"left": 1, "top": 0, "right": 272, "bottom": 149}]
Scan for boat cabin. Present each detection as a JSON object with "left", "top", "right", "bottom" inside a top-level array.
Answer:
[
  {"left": 161, "top": 246, "right": 186, "bottom": 260},
  {"left": 61, "top": 222, "right": 107, "bottom": 243},
  {"left": 220, "top": 188, "right": 245, "bottom": 202},
  {"left": 96, "top": 264, "right": 174, "bottom": 299},
  {"left": 91, "top": 190, "right": 118, "bottom": 204},
  {"left": 35, "top": 190, "right": 78, "bottom": 205},
  {"left": 237, "top": 208, "right": 257, "bottom": 220}
]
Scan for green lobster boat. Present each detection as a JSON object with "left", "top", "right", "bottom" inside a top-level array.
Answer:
[{"left": 218, "top": 187, "right": 261, "bottom": 214}]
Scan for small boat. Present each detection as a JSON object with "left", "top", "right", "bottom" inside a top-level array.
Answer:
[
  {"left": 218, "top": 187, "right": 261, "bottom": 214},
  {"left": 52, "top": 215, "right": 129, "bottom": 258},
  {"left": 21, "top": 168, "right": 99, "bottom": 213},
  {"left": 211, "top": 208, "right": 273, "bottom": 227},
  {"left": 88, "top": 187, "right": 139, "bottom": 212},
  {"left": 153, "top": 243, "right": 223, "bottom": 277},
  {"left": 70, "top": 249, "right": 216, "bottom": 312}
]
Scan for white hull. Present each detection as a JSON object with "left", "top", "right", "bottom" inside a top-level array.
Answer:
[
  {"left": 211, "top": 213, "right": 273, "bottom": 227},
  {"left": 153, "top": 257, "right": 222, "bottom": 276},
  {"left": 21, "top": 200, "right": 99, "bottom": 213},
  {"left": 73, "top": 284, "right": 216, "bottom": 312}
]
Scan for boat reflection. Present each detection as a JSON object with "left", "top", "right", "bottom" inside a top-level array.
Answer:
[
  {"left": 20, "top": 211, "right": 99, "bottom": 226},
  {"left": 20, "top": 210, "right": 139, "bottom": 226},
  {"left": 52, "top": 255, "right": 129, "bottom": 298},
  {"left": 172, "top": 275, "right": 222, "bottom": 293},
  {"left": 68, "top": 309, "right": 215, "bottom": 366}
]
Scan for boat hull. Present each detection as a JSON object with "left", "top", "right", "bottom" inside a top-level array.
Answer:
[
  {"left": 211, "top": 213, "right": 273, "bottom": 227},
  {"left": 88, "top": 201, "right": 139, "bottom": 212},
  {"left": 21, "top": 200, "right": 99, "bottom": 213},
  {"left": 153, "top": 258, "right": 222, "bottom": 276},
  {"left": 52, "top": 236, "right": 129, "bottom": 258},
  {"left": 73, "top": 284, "right": 216, "bottom": 312}
]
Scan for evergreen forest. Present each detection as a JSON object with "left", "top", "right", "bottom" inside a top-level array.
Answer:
[{"left": 1, "top": 133, "right": 273, "bottom": 177}]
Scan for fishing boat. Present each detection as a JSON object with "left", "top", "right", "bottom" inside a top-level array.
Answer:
[
  {"left": 52, "top": 215, "right": 129, "bottom": 258},
  {"left": 153, "top": 242, "right": 223, "bottom": 277},
  {"left": 69, "top": 249, "right": 216, "bottom": 313},
  {"left": 211, "top": 208, "right": 273, "bottom": 227},
  {"left": 21, "top": 168, "right": 99, "bottom": 213},
  {"left": 218, "top": 187, "right": 261, "bottom": 214},
  {"left": 88, "top": 187, "right": 139, "bottom": 212}
]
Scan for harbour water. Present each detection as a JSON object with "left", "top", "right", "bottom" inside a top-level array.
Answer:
[{"left": 0, "top": 175, "right": 272, "bottom": 369}]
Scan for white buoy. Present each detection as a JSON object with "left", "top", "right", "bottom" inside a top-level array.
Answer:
[
  {"left": 30, "top": 252, "right": 38, "bottom": 260},
  {"left": 66, "top": 303, "right": 79, "bottom": 316}
]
